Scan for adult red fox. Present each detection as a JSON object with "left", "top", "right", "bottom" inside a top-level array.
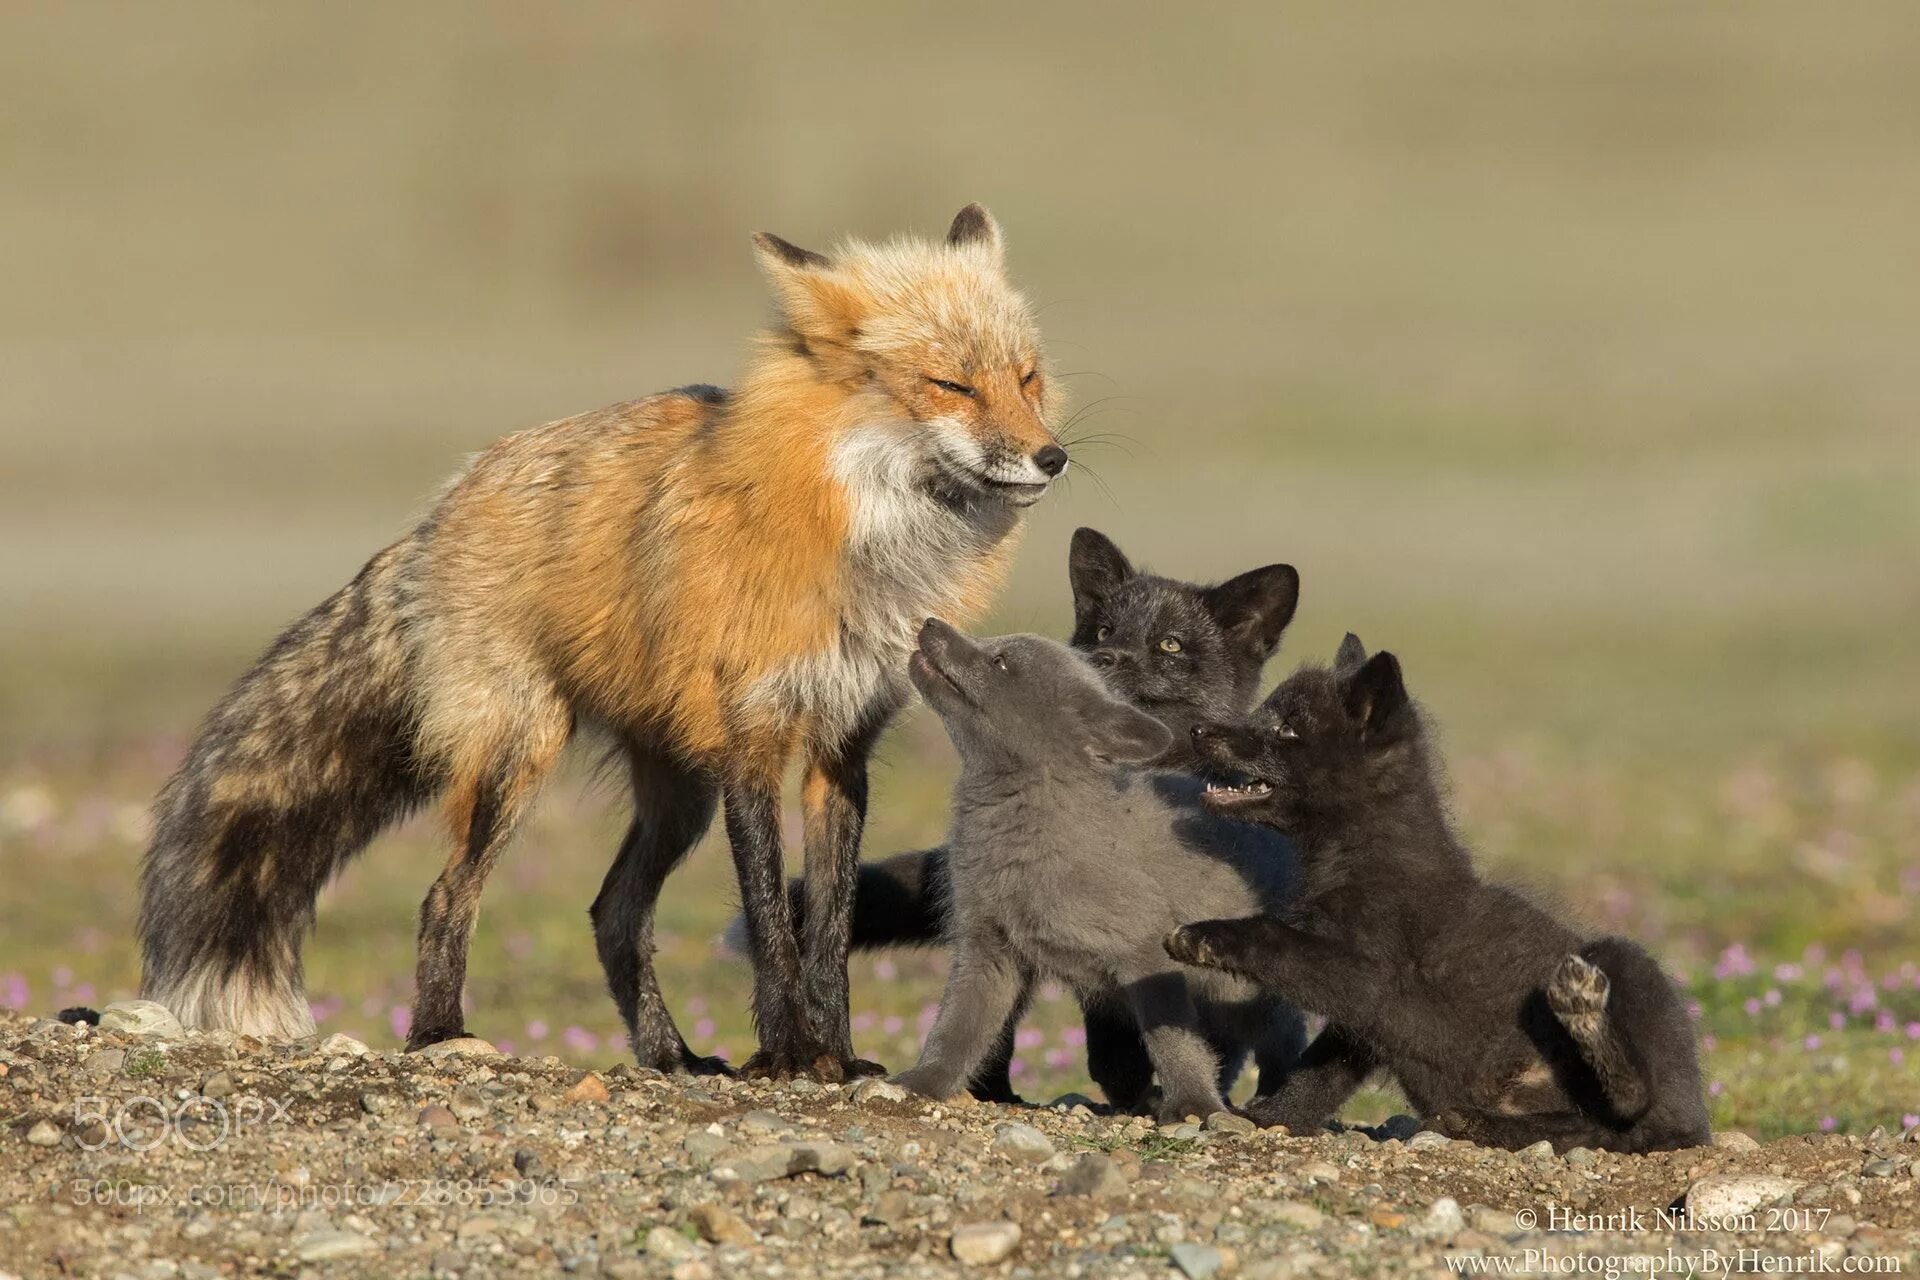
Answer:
[{"left": 139, "top": 204, "right": 1064, "bottom": 1080}]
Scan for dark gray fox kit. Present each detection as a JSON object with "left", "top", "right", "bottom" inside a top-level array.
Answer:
[
  {"left": 891, "top": 619, "right": 1306, "bottom": 1123},
  {"left": 752, "top": 527, "right": 1300, "bottom": 1109},
  {"left": 1167, "top": 636, "right": 1711, "bottom": 1153}
]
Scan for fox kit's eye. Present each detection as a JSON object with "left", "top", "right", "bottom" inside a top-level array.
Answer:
[
  {"left": 1020, "top": 368, "right": 1039, "bottom": 388},
  {"left": 1095, "top": 625, "right": 1112, "bottom": 643},
  {"left": 992, "top": 654, "right": 1009, "bottom": 673},
  {"left": 929, "top": 377, "right": 976, "bottom": 398},
  {"left": 1274, "top": 722, "right": 1298, "bottom": 740},
  {"left": 1158, "top": 636, "right": 1184, "bottom": 654}
]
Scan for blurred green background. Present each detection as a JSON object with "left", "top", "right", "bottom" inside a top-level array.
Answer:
[{"left": 2, "top": 4, "right": 1916, "bottom": 1135}]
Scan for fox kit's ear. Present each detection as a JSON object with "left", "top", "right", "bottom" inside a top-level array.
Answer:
[
  {"left": 1342, "top": 650, "right": 1408, "bottom": 736},
  {"left": 1082, "top": 696, "right": 1173, "bottom": 766},
  {"left": 946, "top": 203, "right": 1004, "bottom": 266},
  {"left": 1069, "top": 528, "right": 1134, "bottom": 619},
  {"left": 1203, "top": 564, "right": 1300, "bottom": 660},
  {"left": 753, "top": 231, "right": 863, "bottom": 342},
  {"left": 1334, "top": 632, "right": 1368, "bottom": 675}
]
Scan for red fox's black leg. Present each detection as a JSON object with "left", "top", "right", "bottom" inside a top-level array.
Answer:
[
  {"left": 1082, "top": 990, "right": 1156, "bottom": 1113},
  {"left": 724, "top": 770, "right": 813, "bottom": 1077},
  {"left": 796, "top": 712, "right": 891, "bottom": 1079},
  {"left": 409, "top": 726, "right": 565, "bottom": 1050},
  {"left": 592, "top": 743, "right": 724, "bottom": 1075}
]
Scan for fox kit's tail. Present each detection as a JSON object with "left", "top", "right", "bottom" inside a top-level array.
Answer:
[
  {"left": 1546, "top": 949, "right": 1652, "bottom": 1122},
  {"left": 139, "top": 543, "right": 435, "bottom": 1038},
  {"left": 723, "top": 847, "right": 954, "bottom": 956}
]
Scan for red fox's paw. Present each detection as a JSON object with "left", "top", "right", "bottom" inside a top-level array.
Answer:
[
  {"left": 633, "top": 1043, "right": 735, "bottom": 1078},
  {"left": 741, "top": 1049, "right": 886, "bottom": 1084},
  {"left": 404, "top": 1024, "right": 475, "bottom": 1053}
]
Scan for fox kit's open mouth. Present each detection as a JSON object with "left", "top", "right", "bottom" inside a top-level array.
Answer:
[{"left": 1203, "top": 777, "right": 1273, "bottom": 807}]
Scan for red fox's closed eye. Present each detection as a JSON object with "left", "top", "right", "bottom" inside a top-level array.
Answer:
[{"left": 928, "top": 377, "right": 976, "bottom": 397}]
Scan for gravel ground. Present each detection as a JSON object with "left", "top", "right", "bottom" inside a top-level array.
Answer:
[{"left": 2, "top": 1007, "right": 1916, "bottom": 1279}]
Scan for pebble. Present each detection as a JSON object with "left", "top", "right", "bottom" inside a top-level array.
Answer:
[
  {"left": 991, "top": 1121, "right": 1055, "bottom": 1163},
  {"left": 1369, "top": 1205, "right": 1406, "bottom": 1230},
  {"left": 688, "top": 1203, "right": 754, "bottom": 1246},
  {"left": 739, "top": 1109, "right": 788, "bottom": 1133},
  {"left": 1407, "top": 1130, "right": 1452, "bottom": 1151},
  {"left": 417, "top": 1104, "right": 460, "bottom": 1136},
  {"left": 1170, "top": 1242, "right": 1224, "bottom": 1278},
  {"left": 82, "top": 1048, "right": 127, "bottom": 1075},
  {"left": 950, "top": 1221, "right": 1021, "bottom": 1265},
  {"left": 1205, "top": 1111, "right": 1257, "bottom": 1136},
  {"left": 1519, "top": 1139, "right": 1556, "bottom": 1162},
  {"left": 1419, "top": 1197, "right": 1465, "bottom": 1238},
  {"left": 97, "top": 1000, "right": 185, "bottom": 1039},
  {"left": 292, "top": 1230, "right": 377, "bottom": 1261},
  {"left": 1684, "top": 1174, "right": 1804, "bottom": 1220},
  {"left": 643, "top": 1225, "right": 691, "bottom": 1259},
  {"left": 1859, "top": 1158, "right": 1898, "bottom": 1178},
  {"left": 1711, "top": 1130, "right": 1761, "bottom": 1152},
  {"left": 1298, "top": 1160, "right": 1341, "bottom": 1185},
  {"left": 850, "top": 1078, "right": 907, "bottom": 1105},
  {"left": 1565, "top": 1147, "right": 1597, "bottom": 1167},
  {"left": 27, "top": 1119, "right": 62, "bottom": 1147},
  {"left": 1268, "top": 1200, "right": 1325, "bottom": 1231},
  {"left": 711, "top": 1141, "right": 855, "bottom": 1183},
  {"left": 448, "top": 1088, "right": 489, "bottom": 1121},
  {"left": 412, "top": 1036, "right": 500, "bottom": 1059},
  {"left": 1056, "top": 1152, "right": 1130, "bottom": 1196},
  {"left": 564, "top": 1071, "right": 610, "bottom": 1105},
  {"left": 316, "top": 1032, "right": 370, "bottom": 1058},
  {"left": 200, "top": 1069, "right": 235, "bottom": 1098}
]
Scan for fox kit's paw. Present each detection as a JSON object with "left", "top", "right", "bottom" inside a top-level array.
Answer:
[
  {"left": 1156, "top": 1093, "right": 1227, "bottom": 1125},
  {"left": 1165, "top": 921, "right": 1240, "bottom": 971},
  {"left": 1547, "top": 953, "right": 1611, "bottom": 1020},
  {"left": 404, "top": 1024, "right": 476, "bottom": 1053},
  {"left": 632, "top": 1042, "right": 735, "bottom": 1078},
  {"left": 891, "top": 1066, "right": 962, "bottom": 1102}
]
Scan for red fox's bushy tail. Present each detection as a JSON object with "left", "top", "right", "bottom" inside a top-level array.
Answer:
[{"left": 139, "top": 541, "right": 438, "bottom": 1038}]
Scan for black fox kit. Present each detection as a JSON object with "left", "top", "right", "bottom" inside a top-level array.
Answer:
[
  {"left": 138, "top": 205, "right": 1065, "bottom": 1080},
  {"left": 1168, "top": 636, "right": 1711, "bottom": 1153},
  {"left": 755, "top": 528, "right": 1301, "bottom": 1108},
  {"left": 892, "top": 620, "right": 1306, "bottom": 1123}
]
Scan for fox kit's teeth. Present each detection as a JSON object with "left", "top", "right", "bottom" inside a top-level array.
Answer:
[{"left": 1205, "top": 779, "right": 1272, "bottom": 801}]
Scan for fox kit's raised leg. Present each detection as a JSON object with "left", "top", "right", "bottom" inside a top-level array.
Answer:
[
  {"left": 591, "top": 742, "right": 723, "bottom": 1074},
  {"left": 794, "top": 717, "right": 891, "bottom": 1077},
  {"left": 1547, "top": 948, "right": 1652, "bottom": 1122},
  {"left": 408, "top": 707, "right": 569, "bottom": 1048}
]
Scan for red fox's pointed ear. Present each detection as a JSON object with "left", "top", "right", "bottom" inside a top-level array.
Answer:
[
  {"left": 753, "top": 232, "right": 864, "bottom": 341},
  {"left": 946, "top": 203, "right": 1004, "bottom": 265}
]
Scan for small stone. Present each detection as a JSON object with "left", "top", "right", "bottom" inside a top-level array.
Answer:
[
  {"left": 200, "top": 1070, "right": 235, "bottom": 1098},
  {"left": 850, "top": 1078, "right": 907, "bottom": 1105},
  {"left": 991, "top": 1121, "right": 1054, "bottom": 1163},
  {"left": 862, "top": 1190, "right": 916, "bottom": 1226},
  {"left": 950, "top": 1221, "right": 1021, "bottom": 1265},
  {"left": 1408, "top": 1130, "right": 1452, "bottom": 1151},
  {"left": 292, "top": 1230, "right": 377, "bottom": 1261},
  {"left": 1685, "top": 1174, "right": 1804, "bottom": 1220},
  {"left": 710, "top": 1141, "right": 854, "bottom": 1183},
  {"left": 1710, "top": 1130, "right": 1761, "bottom": 1152},
  {"left": 1419, "top": 1197, "right": 1465, "bottom": 1238},
  {"left": 670, "top": 1263, "right": 712, "bottom": 1280},
  {"left": 359, "top": 1091, "right": 394, "bottom": 1116},
  {"left": 1170, "top": 1242, "right": 1224, "bottom": 1279},
  {"left": 1860, "top": 1158, "right": 1898, "bottom": 1178},
  {"left": 1519, "top": 1139, "right": 1556, "bottom": 1161},
  {"left": 1298, "top": 1160, "right": 1341, "bottom": 1185},
  {"left": 27, "top": 1119, "right": 62, "bottom": 1147},
  {"left": 683, "top": 1131, "right": 729, "bottom": 1164},
  {"left": 687, "top": 1203, "right": 754, "bottom": 1247},
  {"left": 739, "top": 1109, "right": 787, "bottom": 1133},
  {"left": 512, "top": 1148, "right": 546, "bottom": 1178},
  {"left": 1056, "top": 1152, "right": 1129, "bottom": 1196},
  {"left": 1205, "top": 1111, "right": 1256, "bottom": 1136},
  {"left": 1160, "top": 1121, "right": 1203, "bottom": 1140},
  {"left": 97, "top": 1000, "right": 185, "bottom": 1039},
  {"left": 82, "top": 1048, "right": 127, "bottom": 1075},
  {"left": 317, "top": 1032, "right": 370, "bottom": 1058},
  {"left": 412, "top": 1036, "right": 500, "bottom": 1059},
  {"left": 563, "top": 1071, "right": 610, "bottom": 1105},
  {"left": 1826, "top": 1214, "right": 1858, "bottom": 1237},
  {"left": 1268, "top": 1200, "right": 1325, "bottom": 1231},
  {"left": 448, "top": 1088, "right": 489, "bottom": 1121},
  {"left": 1565, "top": 1147, "right": 1597, "bottom": 1167},
  {"left": 417, "top": 1104, "right": 460, "bottom": 1135},
  {"left": 642, "top": 1225, "right": 690, "bottom": 1259},
  {"left": 1369, "top": 1206, "right": 1406, "bottom": 1230}
]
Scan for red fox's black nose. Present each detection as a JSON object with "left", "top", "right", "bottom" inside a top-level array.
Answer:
[{"left": 1033, "top": 445, "right": 1068, "bottom": 477}]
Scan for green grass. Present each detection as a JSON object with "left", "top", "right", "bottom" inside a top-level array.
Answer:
[{"left": 2, "top": 4, "right": 1916, "bottom": 1139}]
